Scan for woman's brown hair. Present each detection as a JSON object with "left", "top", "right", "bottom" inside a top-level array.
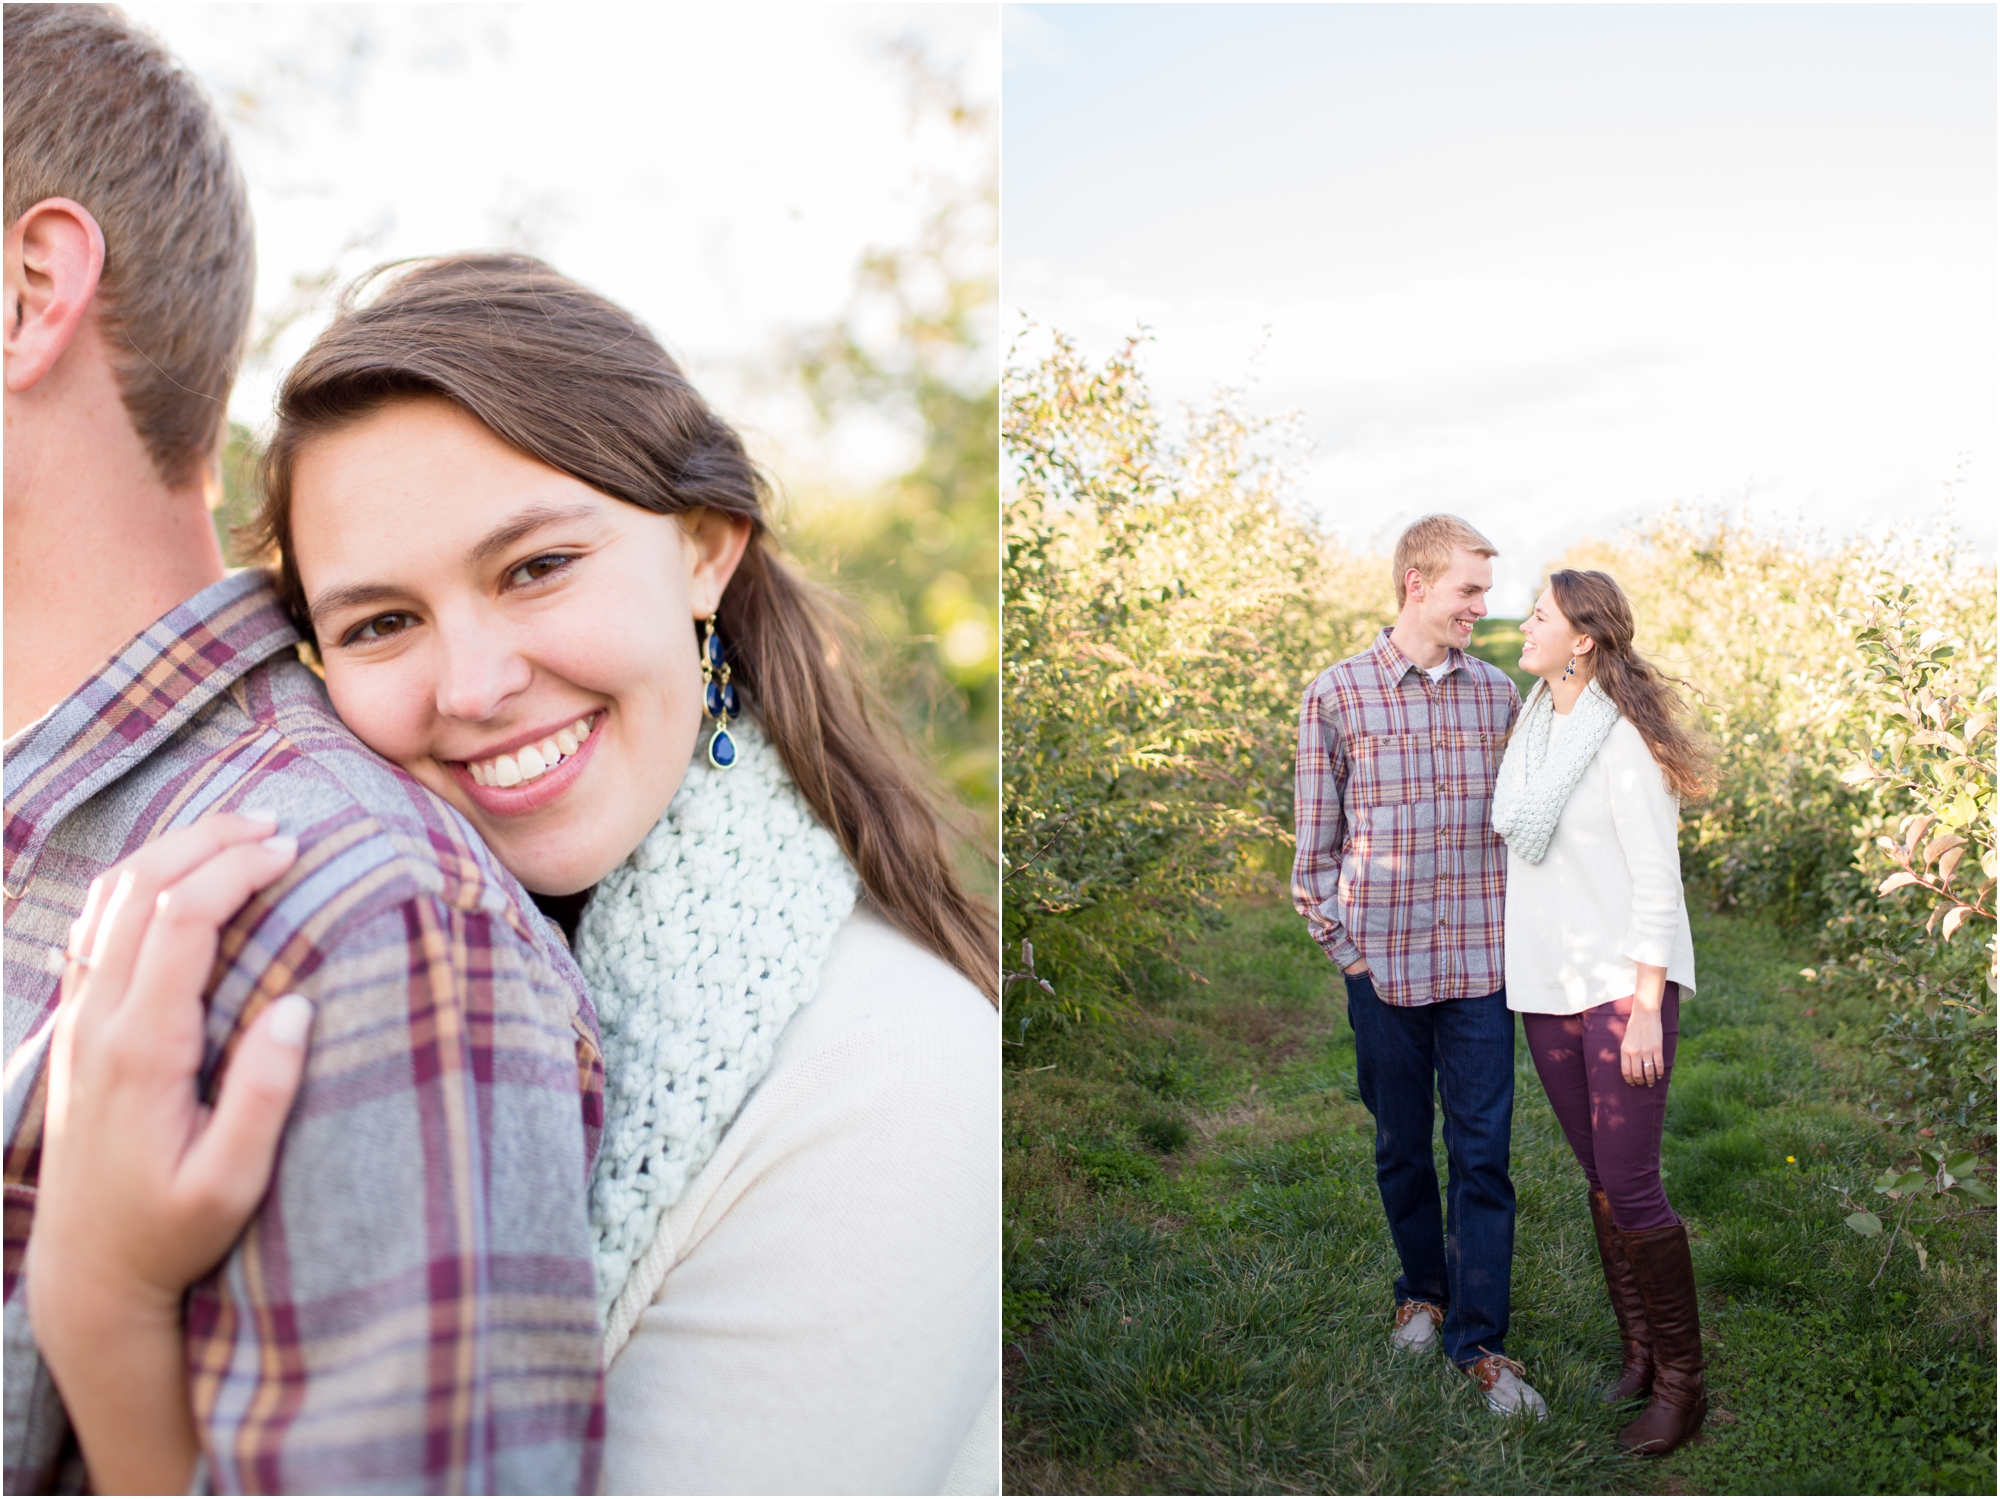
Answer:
[
  {"left": 1546, "top": 568, "right": 1714, "bottom": 803},
  {"left": 247, "top": 254, "right": 998, "bottom": 1002}
]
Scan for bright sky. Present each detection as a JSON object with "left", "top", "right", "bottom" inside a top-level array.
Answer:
[
  {"left": 126, "top": 2, "right": 998, "bottom": 491},
  {"left": 1004, "top": 3, "right": 1997, "bottom": 613}
]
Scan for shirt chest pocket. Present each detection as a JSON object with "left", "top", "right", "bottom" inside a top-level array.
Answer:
[
  {"left": 1441, "top": 729, "right": 1504, "bottom": 799},
  {"left": 1348, "top": 733, "right": 1425, "bottom": 808}
]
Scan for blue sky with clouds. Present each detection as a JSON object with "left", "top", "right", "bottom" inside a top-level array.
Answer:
[{"left": 1004, "top": 3, "right": 1995, "bottom": 612}]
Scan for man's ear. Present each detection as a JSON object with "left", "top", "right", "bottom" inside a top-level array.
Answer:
[
  {"left": 1403, "top": 567, "right": 1426, "bottom": 606},
  {"left": 681, "top": 507, "right": 756, "bottom": 617},
  {"left": 5, "top": 199, "right": 106, "bottom": 394}
]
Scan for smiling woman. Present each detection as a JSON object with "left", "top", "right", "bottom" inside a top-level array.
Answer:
[
  {"left": 30, "top": 255, "right": 1002, "bottom": 1494},
  {"left": 284, "top": 395, "right": 736, "bottom": 896},
  {"left": 253, "top": 257, "right": 998, "bottom": 965}
]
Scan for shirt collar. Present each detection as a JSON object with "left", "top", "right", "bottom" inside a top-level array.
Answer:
[
  {"left": 4, "top": 570, "right": 301, "bottom": 897},
  {"left": 1370, "top": 627, "right": 1467, "bottom": 684}
]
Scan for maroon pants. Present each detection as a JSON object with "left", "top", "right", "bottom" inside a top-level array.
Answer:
[{"left": 1520, "top": 984, "right": 1681, "bottom": 1234}]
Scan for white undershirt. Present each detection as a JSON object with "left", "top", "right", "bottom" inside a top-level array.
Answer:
[{"left": 1424, "top": 660, "right": 1451, "bottom": 681}]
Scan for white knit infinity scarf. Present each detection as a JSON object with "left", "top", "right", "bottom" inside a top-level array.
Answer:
[
  {"left": 1491, "top": 677, "right": 1621, "bottom": 864},
  {"left": 575, "top": 715, "right": 859, "bottom": 1352}
]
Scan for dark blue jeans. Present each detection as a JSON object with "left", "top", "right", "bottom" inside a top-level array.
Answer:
[{"left": 1345, "top": 970, "right": 1516, "bottom": 1367}]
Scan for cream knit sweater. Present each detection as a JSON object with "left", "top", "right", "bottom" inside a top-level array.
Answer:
[
  {"left": 1504, "top": 712, "right": 1698, "bottom": 1014},
  {"left": 601, "top": 907, "right": 999, "bottom": 1495}
]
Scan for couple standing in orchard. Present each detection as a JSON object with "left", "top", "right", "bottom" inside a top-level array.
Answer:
[{"left": 1294, "top": 514, "right": 1713, "bottom": 1455}]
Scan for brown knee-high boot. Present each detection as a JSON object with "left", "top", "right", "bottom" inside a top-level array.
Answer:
[
  {"left": 1615, "top": 1221, "right": 1706, "bottom": 1455},
  {"left": 1587, "top": 1191, "right": 1652, "bottom": 1402}
]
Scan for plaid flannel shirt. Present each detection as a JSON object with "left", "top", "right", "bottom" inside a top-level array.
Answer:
[
  {"left": 1291, "top": 629, "right": 1519, "bottom": 1007},
  {"left": 3, "top": 571, "right": 606, "bottom": 1494}
]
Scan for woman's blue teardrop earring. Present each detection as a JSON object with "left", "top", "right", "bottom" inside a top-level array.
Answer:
[
  {"left": 1562, "top": 655, "right": 1576, "bottom": 682},
  {"left": 700, "top": 614, "right": 738, "bottom": 769}
]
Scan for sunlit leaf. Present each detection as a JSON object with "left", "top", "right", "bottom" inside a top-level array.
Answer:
[{"left": 1923, "top": 833, "right": 1966, "bottom": 867}]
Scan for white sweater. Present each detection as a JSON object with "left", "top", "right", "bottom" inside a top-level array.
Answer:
[
  {"left": 601, "top": 908, "right": 1000, "bottom": 1495},
  {"left": 1504, "top": 713, "right": 1697, "bottom": 1014}
]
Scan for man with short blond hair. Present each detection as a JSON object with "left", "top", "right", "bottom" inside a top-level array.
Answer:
[
  {"left": 1293, "top": 511, "right": 1545, "bottom": 1417},
  {"left": 1390, "top": 513, "right": 1501, "bottom": 618},
  {"left": 4, "top": 7, "right": 604, "bottom": 1490}
]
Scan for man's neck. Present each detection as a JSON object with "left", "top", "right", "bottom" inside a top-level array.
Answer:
[
  {"left": 4, "top": 337, "right": 226, "bottom": 738},
  {"left": 1387, "top": 616, "right": 1450, "bottom": 671}
]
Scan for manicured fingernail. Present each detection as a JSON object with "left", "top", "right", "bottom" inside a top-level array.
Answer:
[
  {"left": 241, "top": 808, "right": 279, "bottom": 826},
  {"left": 262, "top": 834, "right": 298, "bottom": 858},
  {"left": 267, "top": 993, "right": 314, "bottom": 1047}
]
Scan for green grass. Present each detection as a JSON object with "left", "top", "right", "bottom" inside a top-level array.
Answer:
[{"left": 1003, "top": 901, "right": 1996, "bottom": 1494}]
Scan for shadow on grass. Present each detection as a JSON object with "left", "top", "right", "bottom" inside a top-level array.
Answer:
[{"left": 1003, "top": 902, "right": 1996, "bottom": 1495}]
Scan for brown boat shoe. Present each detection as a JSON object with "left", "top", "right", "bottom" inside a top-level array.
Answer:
[
  {"left": 1463, "top": 1352, "right": 1549, "bottom": 1420},
  {"left": 1390, "top": 1298, "right": 1445, "bottom": 1353}
]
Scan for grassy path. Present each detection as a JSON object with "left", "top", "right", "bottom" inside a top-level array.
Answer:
[{"left": 1003, "top": 901, "right": 1995, "bottom": 1494}]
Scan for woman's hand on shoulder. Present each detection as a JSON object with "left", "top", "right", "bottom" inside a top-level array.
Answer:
[
  {"left": 32, "top": 812, "right": 312, "bottom": 1327},
  {"left": 27, "top": 813, "right": 313, "bottom": 1493}
]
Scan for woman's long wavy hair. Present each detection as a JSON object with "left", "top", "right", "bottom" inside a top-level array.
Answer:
[
  {"left": 246, "top": 254, "right": 998, "bottom": 1002},
  {"left": 1546, "top": 568, "right": 1715, "bottom": 803}
]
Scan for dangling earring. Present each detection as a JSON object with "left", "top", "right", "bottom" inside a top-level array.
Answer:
[
  {"left": 1562, "top": 655, "right": 1576, "bottom": 682},
  {"left": 700, "top": 614, "right": 738, "bottom": 769}
]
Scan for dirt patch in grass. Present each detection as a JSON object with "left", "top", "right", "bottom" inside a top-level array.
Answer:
[{"left": 1208, "top": 1003, "right": 1317, "bottom": 1064}]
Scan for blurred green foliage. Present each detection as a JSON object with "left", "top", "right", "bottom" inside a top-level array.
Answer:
[
  {"left": 779, "top": 221, "right": 999, "bottom": 857},
  {"left": 1002, "top": 332, "right": 1382, "bottom": 1024},
  {"left": 765, "top": 45, "right": 996, "bottom": 880},
  {"left": 214, "top": 422, "right": 261, "bottom": 567}
]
